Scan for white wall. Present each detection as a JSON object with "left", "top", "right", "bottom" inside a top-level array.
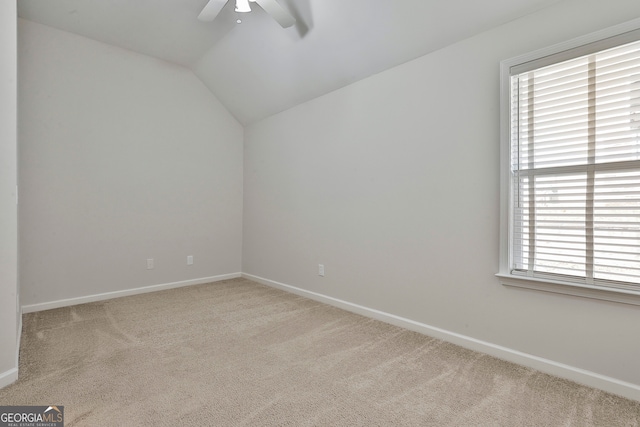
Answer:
[
  {"left": 19, "top": 20, "right": 243, "bottom": 307},
  {"left": 0, "top": 0, "right": 19, "bottom": 388},
  {"left": 244, "top": 0, "right": 640, "bottom": 395}
]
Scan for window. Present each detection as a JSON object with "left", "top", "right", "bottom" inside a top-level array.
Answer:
[{"left": 499, "top": 20, "right": 640, "bottom": 304}]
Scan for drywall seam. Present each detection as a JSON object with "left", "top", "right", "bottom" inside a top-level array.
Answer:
[{"left": 15, "top": 309, "right": 21, "bottom": 367}]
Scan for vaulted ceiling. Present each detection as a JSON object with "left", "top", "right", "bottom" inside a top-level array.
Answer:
[{"left": 18, "top": 0, "right": 563, "bottom": 125}]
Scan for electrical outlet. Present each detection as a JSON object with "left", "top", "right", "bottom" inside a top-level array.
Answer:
[
  {"left": 187, "top": 255, "right": 194, "bottom": 265},
  {"left": 318, "top": 264, "right": 325, "bottom": 277},
  {"left": 147, "top": 258, "right": 154, "bottom": 270}
]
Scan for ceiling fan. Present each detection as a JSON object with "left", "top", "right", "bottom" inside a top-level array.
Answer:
[{"left": 198, "top": 0, "right": 296, "bottom": 28}]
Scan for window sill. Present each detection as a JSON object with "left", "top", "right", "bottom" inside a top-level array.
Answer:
[{"left": 496, "top": 273, "right": 640, "bottom": 306}]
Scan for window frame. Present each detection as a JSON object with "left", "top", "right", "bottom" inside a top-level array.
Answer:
[{"left": 498, "top": 17, "right": 640, "bottom": 306}]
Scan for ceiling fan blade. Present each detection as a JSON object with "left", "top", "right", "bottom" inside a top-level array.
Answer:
[
  {"left": 254, "top": 0, "right": 296, "bottom": 28},
  {"left": 197, "top": 0, "right": 229, "bottom": 22}
]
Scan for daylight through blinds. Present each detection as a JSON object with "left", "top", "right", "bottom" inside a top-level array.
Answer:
[{"left": 510, "top": 38, "right": 640, "bottom": 291}]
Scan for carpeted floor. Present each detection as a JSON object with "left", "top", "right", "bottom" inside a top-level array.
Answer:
[{"left": 0, "top": 278, "right": 638, "bottom": 426}]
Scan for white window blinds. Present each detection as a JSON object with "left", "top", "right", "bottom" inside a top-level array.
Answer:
[{"left": 510, "top": 38, "right": 640, "bottom": 292}]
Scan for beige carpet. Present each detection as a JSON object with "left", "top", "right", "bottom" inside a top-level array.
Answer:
[{"left": 1, "top": 278, "right": 638, "bottom": 426}]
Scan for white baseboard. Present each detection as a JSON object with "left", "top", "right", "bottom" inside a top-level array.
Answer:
[
  {"left": 0, "top": 308, "right": 23, "bottom": 390},
  {"left": 242, "top": 273, "right": 640, "bottom": 402},
  {"left": 15, "top": 271, "right": 640, "bottom": 401},
  {"left": 22, "top": 273, "right": 242, "bottom": 314},
  {"left": 0, "top": 368, "right": 18, "bottom": 390}
]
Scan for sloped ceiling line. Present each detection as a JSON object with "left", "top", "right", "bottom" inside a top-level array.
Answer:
[{"left": 18, "top": 0, "right": 564, "bottom": 125}]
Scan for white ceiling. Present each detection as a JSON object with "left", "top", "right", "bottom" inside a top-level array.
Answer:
[{"left": 18, "top": 0, "right": 563, "bottom": 125}]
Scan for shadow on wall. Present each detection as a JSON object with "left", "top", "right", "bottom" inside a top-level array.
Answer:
[{"left": 283, "top": 0, "right": 313, "bottom": 38}]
